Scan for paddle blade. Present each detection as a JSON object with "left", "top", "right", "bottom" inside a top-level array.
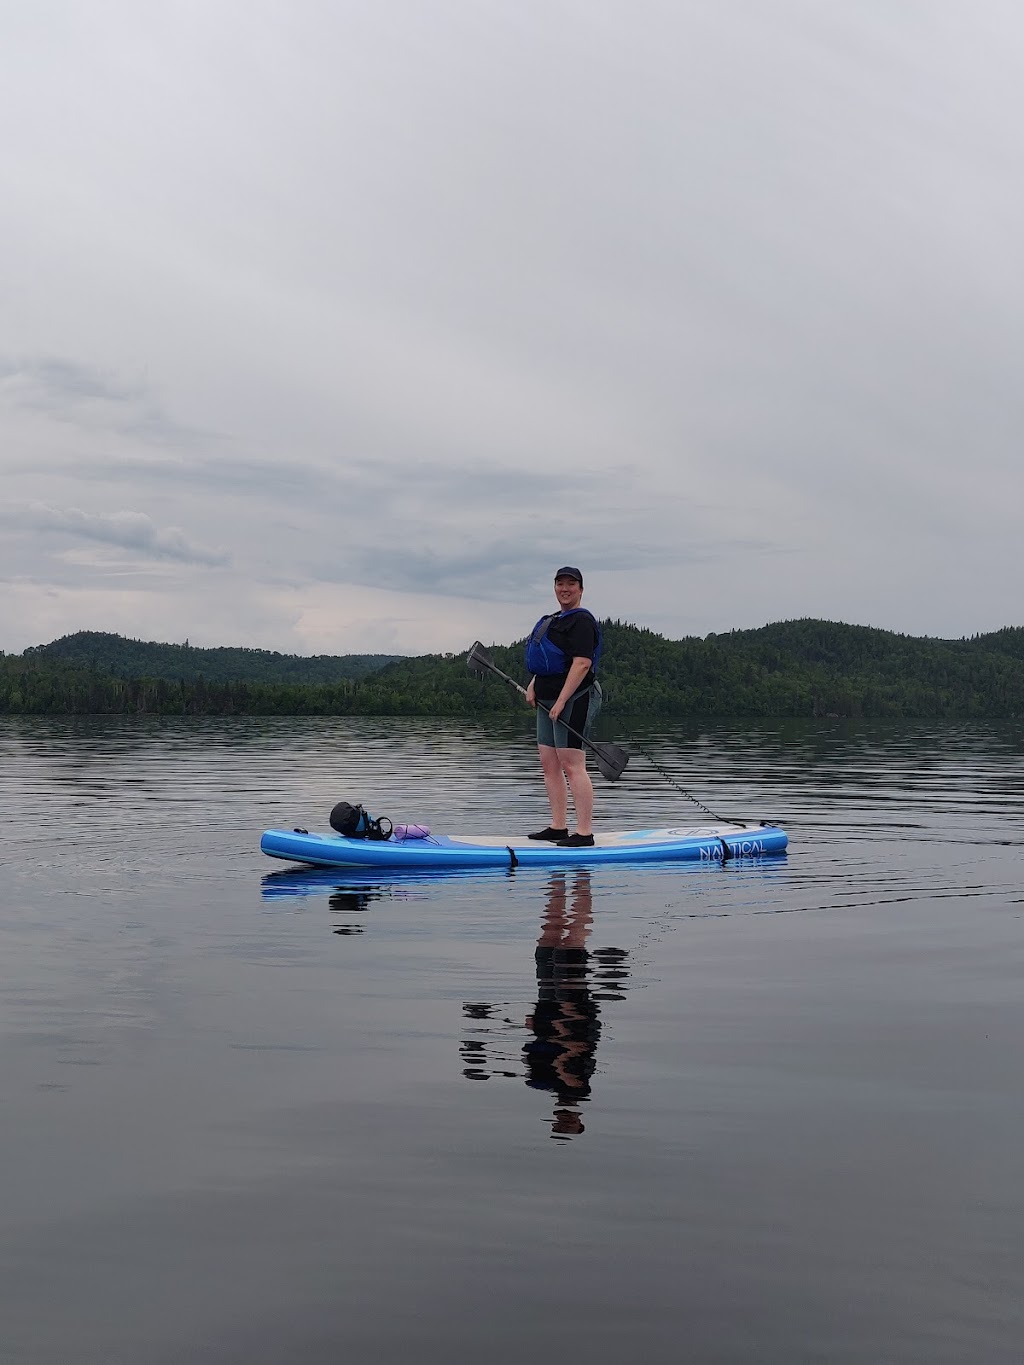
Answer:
[
  {"left": 592, "top": 742, "right": 630, "bottom": 783},
  {"left": 466, "top": 641, "right": 492, "bottom": 678}
]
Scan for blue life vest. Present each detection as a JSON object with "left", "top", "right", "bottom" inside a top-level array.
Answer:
[{"left": 525, "top": 609, "right": 602, "bottom": 677}]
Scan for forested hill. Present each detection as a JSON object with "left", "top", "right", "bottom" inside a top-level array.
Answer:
[
  {"left": 2, "top": 618, "right": 1023, "bottom": 716},
  {"left": 373, "top": 619, "right": 1024, "bottom": 717},
  {"left": 23, "top": 631, "right": 402, "bottom": 684}
]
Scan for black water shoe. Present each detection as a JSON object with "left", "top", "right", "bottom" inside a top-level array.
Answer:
[
  {"left": 528, "top": 826, "right": 568, "bottom": 841},
  {"left": 556, "top": 833, "right": 595, "bottom": 848}
]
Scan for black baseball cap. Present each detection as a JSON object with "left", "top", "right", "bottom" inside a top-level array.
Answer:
[{"left": 554, "top": 566, "right": 583, "bottom": 586}]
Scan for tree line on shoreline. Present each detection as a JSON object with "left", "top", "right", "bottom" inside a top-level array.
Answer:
[{"left": 2, "top": 620, "right": 1023, "bottom": 718}]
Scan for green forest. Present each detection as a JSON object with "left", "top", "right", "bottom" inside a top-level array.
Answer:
[
  {"left": 2, "top": 620, "right": 1023, "bottom": 718},
  {"left": 21, "top": 631, "right": 400, "bottom": 684}
]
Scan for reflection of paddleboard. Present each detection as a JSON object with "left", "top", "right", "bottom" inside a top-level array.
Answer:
[{"left": 260, "top": 823, "right": 788, "bottom": 870}]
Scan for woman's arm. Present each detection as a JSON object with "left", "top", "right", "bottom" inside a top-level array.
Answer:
[{"left": 549, "top": 656, "right": 592, "bottom": 720}]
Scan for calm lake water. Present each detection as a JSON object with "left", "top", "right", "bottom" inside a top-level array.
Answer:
[{"left": 1, "top": 715, "right": 1022, "bottom": 1363}]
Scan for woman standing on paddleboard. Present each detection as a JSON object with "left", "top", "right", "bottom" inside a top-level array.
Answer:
[{"left": 524, "top": 567, "right": 603, "bottom": 848}]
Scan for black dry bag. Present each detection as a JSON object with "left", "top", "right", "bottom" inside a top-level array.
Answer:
[{"left": 329, "top": 801, "right": 393, "bottom": 841}]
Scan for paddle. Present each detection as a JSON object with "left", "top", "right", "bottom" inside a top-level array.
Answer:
[{"left": 466, "top": 641, "right": 629, "bottom": 783}]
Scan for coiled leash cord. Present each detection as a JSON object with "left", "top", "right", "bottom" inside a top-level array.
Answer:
[{"left": 624, "top": 735, "right": 739, "bottom": 826}]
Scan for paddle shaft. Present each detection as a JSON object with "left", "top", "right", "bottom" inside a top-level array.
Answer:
[
  {"left": 467, "top": 641, "right": 628, "bottom": 781},
  {"left": 483, "top": 657, "right": 591, "bottom": 740},
  {"left": 469, "top": 646, "right": 614, "bottom": 762}
]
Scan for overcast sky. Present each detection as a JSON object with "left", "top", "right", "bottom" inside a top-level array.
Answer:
[{"left": 2, "top": 1, "right": 1021, "bottom": 656}]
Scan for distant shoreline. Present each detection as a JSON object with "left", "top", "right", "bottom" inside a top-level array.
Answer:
[{"left": 3, "top": 621, "right": 1022, "bottom": 719}]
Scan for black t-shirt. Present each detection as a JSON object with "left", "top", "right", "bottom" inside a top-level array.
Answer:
[{"left": 533, "top": 610, "right": 598, "bottom": 701}]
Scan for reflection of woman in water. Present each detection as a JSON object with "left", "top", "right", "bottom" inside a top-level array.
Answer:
[
  {"left": 524, "top": 870, "right": 601, "bottom": 1139},
  {"left": 460, "top": 870, "right": 628, "bottom": 1139}
]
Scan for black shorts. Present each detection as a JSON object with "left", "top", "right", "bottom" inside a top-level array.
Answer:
[{"left": 536, "top": 682, "right": 602, "bottom": 750}]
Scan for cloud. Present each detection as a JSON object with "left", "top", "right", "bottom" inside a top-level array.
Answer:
[
  {"left": 10, "top": 501, "right": 229, "bottom": 567},
  {"left": 303, "top": 522, "right": 779, "bottom": 604},
  {"left": 1, "top": 2, "right": 1023, "bottom": 655},
  {"left": 0, "top": 356, "right": 207, "bottom": 444}
]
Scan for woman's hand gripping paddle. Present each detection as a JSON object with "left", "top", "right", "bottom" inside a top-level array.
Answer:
[{"left": 466, "top": 641, "right": 629, "bottom": 783}]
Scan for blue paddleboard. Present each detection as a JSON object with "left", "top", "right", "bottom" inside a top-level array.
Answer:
[{"left": 260, "top": 822, "right": 788, "bottom": 870}]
